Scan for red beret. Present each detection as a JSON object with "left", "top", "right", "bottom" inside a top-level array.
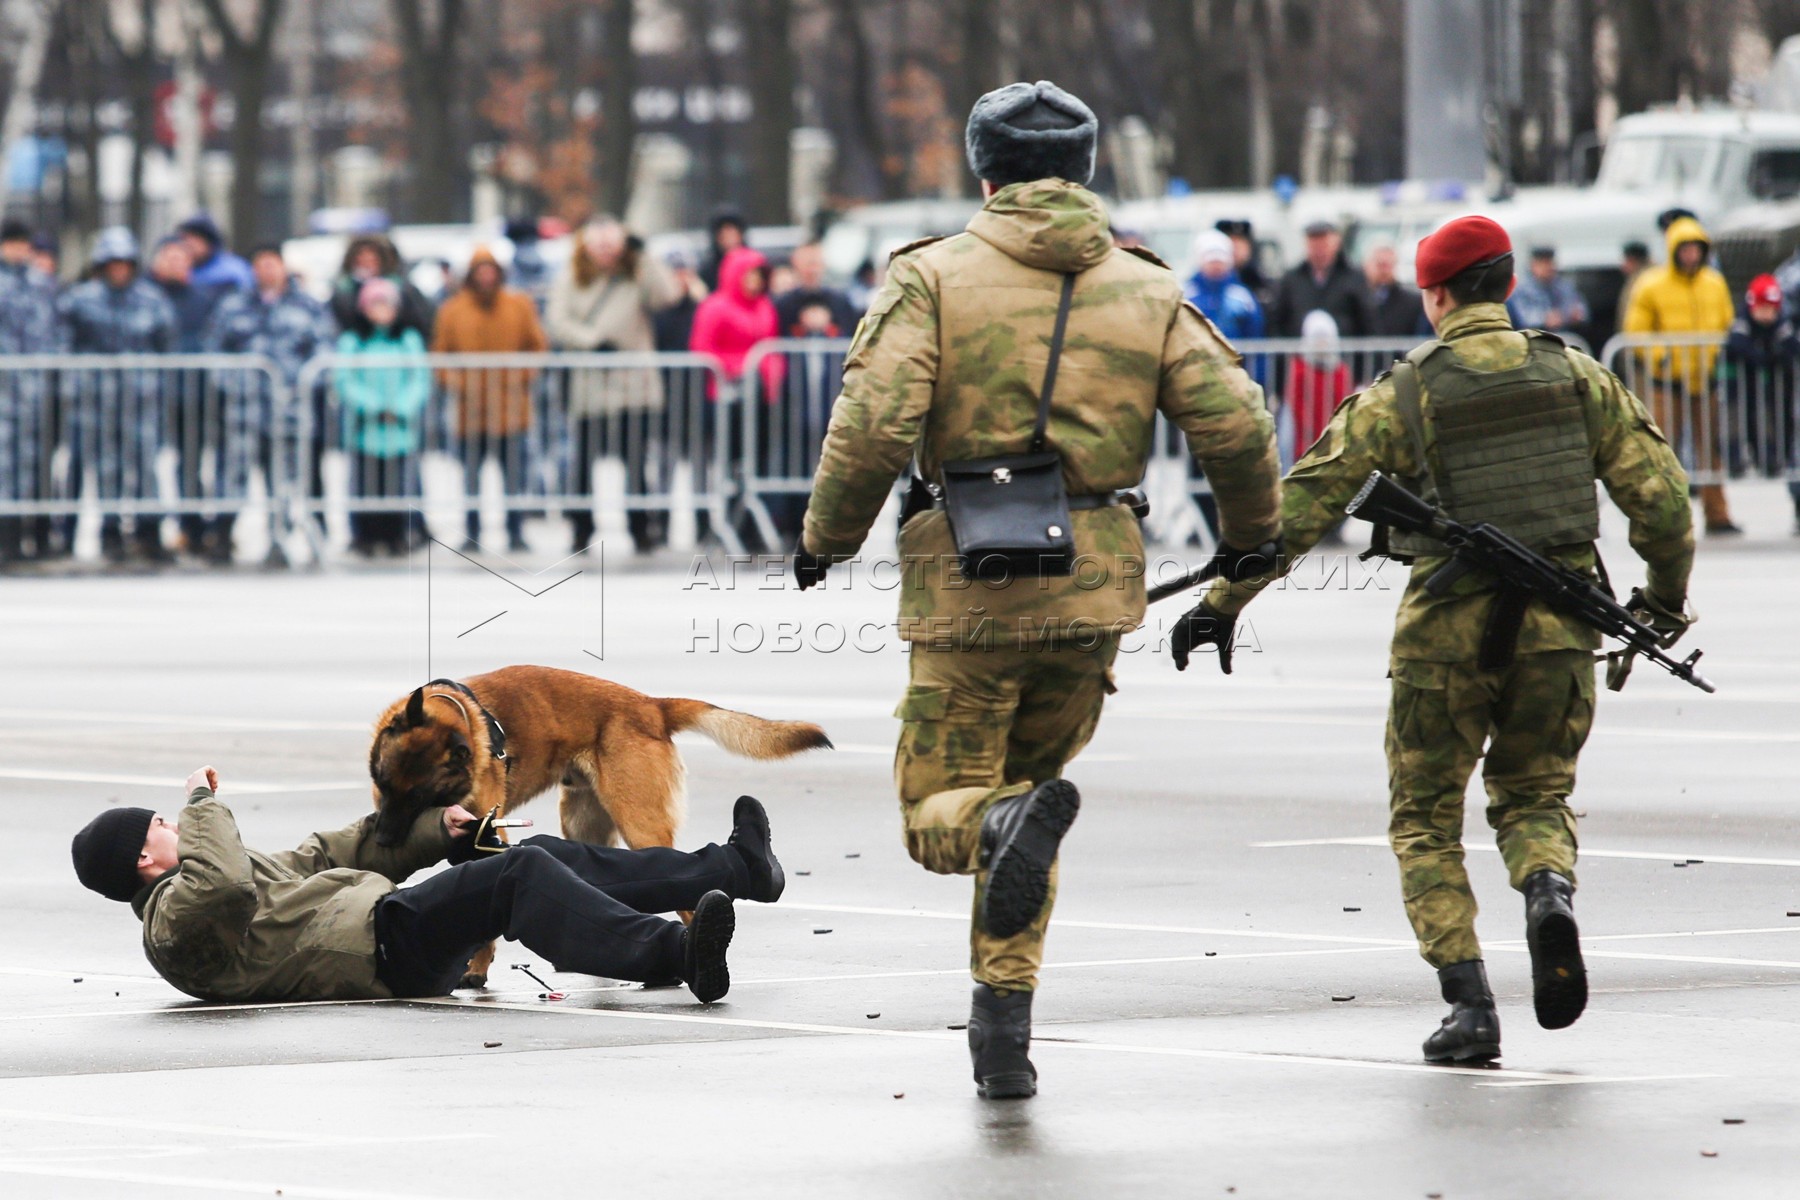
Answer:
[{"left": 1415, "top": 216, "right": 1512, "bottom": 290}]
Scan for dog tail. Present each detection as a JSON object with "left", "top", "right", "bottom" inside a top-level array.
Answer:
[{"left": 661, "top": 698, "right": 833, "bottom": 760}]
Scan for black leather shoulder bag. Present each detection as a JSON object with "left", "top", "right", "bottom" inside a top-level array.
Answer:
[{"left": 938, "top": 272, "right": 1079, "bottom": 581}]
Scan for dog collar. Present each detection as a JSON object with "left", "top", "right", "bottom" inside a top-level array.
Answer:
[{"left": 426, "top": 678, "right": 507, "bottom": 761}]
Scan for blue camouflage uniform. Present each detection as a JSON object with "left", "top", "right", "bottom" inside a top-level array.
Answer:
[
  {"left": 200, "top": 282, "right": 335, "bottom": 546},
  {"left": 0, "top": 261, "right": 56, "bottom": 557},
  {"left": 1506, "top": 271, "right": 1589, "bottom": 332},
  {"left": 56, "top": 272, "right": 180, "bottom": 548}
]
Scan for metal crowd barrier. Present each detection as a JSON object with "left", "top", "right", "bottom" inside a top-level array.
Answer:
[
  {"left": 741, "top": 335, "right": 1444, "bottom": 552},
  {"left": 0, "top": 353, "right": 286, "bottom": 556},
  {"left": 740, "top": 339, "right": 852, "bottom": 551},
  {"left": 24, "top": 328, "right": 1763, "bottom": 569},
  {"left": 290, "top": 351, "right": 742, "bottom": 557},
  {"left": 1599, "top": 332, "right": 1798, "bottom": 487}
]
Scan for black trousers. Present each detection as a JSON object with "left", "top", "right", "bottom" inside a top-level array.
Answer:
[
  {"left": 373, "top": 835, "right": 747, "bottom": 998},
  {"left": 569, "top": 412, "right": 664, "bottom": 552}
]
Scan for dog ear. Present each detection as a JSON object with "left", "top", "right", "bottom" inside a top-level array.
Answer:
[{"left": 404, "top": 686, "right": 427, "bottom": 727}]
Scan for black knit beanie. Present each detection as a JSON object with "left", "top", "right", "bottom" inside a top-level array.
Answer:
[
  {"left": 965, "top": 80, "right": 1098, "bottom": 188},
  {"left": 71, "top": 807, "right": 155, "bottom": 902}
]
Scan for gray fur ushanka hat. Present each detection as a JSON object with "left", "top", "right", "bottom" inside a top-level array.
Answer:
[{"left": 965, "top": 80, "right": 1098, "bottom": 188}]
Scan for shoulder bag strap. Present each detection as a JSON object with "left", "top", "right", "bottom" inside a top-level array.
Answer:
[{"left": 1030, "top": 272, "right": 1078, "bottom": 453}]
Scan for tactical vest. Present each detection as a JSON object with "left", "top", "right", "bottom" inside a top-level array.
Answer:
[{"left": 1387, "top": 331, "right": 1599, "bottom": 559}]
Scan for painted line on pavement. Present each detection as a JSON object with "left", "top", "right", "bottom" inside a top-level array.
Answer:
[
  {"left": 1469, "top": 1073, "right": 1724, "bottom": 1089},
  {"left": 1489, "top": 945, "right": 1800, "bottom": 970},
  {"left": 1252, "top": 835, "right": 1800, "bottom": 868},
  {"left": 10, "top": 921, "right": 1798, "bottom": 1025},
  {"left": 0, "top": 1108, "right": 471, "bottom": 1148},
  {"left": 0, "top": 947, "right": 1414, "bottom": 1023},
  {"left": 412, "top": 996, "right": 1708, "bottom": 1088},
  {"left": 464, "top": 943, "right": 1415, "bottom": 997},
  {"left": 0, "top": 964, "right": 161, "bottom": 984},
  {"left": 679, "top": 738, "right": 1135, "bottom": 763},
  {"left": 0, "top": 997, "right": 398, "bottom": 1023},
  {"left": 773, "top": 901, "right": 1413, "bottom": 945},
  {"left": 1497, "top": 926, "right": 1800, "bottom": 945},
  {"left": 0, "top": 706, "right": 369, "bottom": 733},
  {"left": 1125, "top": 709, "right": 1800, "bottom": 744},
  {"left": 0, "top": 767, "right": 365, "bottom": 794},
  {"left": 0, "top": 1163, "right": 456, "bottom": 1200}
]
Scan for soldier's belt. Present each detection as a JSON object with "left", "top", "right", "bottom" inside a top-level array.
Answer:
[{"left": 923, "top": 486, "right": 1148, "bottom": 516}]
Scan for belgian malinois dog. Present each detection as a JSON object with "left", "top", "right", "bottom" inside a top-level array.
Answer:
[{"left": 369, "top": 664, "right": 830, "bottom": 985}]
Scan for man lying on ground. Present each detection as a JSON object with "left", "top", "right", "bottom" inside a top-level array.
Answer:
[{"left": 70, "top": 766, "right": 785, "bottom": 1005}]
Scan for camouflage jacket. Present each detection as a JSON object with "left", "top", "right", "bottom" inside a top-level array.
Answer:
[
  {"left": 804, "top": 179, "right": 1281, "bottom": 647},
  {"left": 1205, "top": 303, "right": 1695, "bottom": 663},
  {"left": 202, "top": 282, "right": 335, "bottom": 383},
  {"left": 56, "top": 275, "right": 178, "bottom": 355},
  {"left": 0, "top": 261, "right": 55, "bottom": 355}
]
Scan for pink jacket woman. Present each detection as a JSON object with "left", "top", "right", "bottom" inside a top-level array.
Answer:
[{"left": 689, "top": 247, "right": 784, "bottom": 398}]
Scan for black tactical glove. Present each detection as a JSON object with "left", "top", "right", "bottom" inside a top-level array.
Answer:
[
  {"left": 1216, "top": 536, "right": 1283, "bottom": 584},
  {"left": 1171, "top": 599, "right": 1237, "bottom": 674},
  {"left": 446, "top": 810, "right": 509, "bottom": 866},
  {"left": 791, "top": 537, "right": 829, "bottom": 591}
]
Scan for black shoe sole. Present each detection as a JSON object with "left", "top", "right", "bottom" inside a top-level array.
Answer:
[
  {"left": 1529, "top": 910, "right": 1587, "bottom": 1029},
  {"left": 684, "top": 891, "right": 735, "bottom": 1004},
  {"left": 981, "top": 780, "right": 1080, "bottom": 940},
  {"left": 1424, "top": 1042, "right": 1501, "bottom": 1065},
  {"left": 733, "top": 796, "right": 785, "bottom": 903},
  {"left": 976, "top": 1071, "right": 1037, "bottom": 1100}
]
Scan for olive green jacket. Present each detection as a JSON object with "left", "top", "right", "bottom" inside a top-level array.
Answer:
[
  {"left": 131, "top": 788, "right": 453, "bottom": 1002},
  {"left": 803, "top": 178, "right": 1281, "bottom": 647},
  {"left": 1205, "top": 302, "right": 1695, "bottom": 663}
]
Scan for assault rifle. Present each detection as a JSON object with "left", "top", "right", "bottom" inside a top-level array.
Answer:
[{"left": 1344, "top": 471, "right": 1715, "bottom": 693}]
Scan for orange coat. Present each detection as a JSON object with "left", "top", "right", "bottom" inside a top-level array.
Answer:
[{"left": 431, "top": 285, "right": 549, "bottom": 437}]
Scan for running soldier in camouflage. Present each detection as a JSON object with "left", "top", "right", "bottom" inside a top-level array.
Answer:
[
  {"left": 795, "top": 80, "right": 1281, "bottom": 1099},
  {"left": 1191, "top": 215, "right": 1695, "bottom": 1063}
]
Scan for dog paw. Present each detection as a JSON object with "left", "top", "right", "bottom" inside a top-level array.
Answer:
[{"left": 458, "top": 973, "right": 489, "bottom": 990}]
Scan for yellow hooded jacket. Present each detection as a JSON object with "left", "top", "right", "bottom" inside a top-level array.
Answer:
[{"left": 1621, "top": 215, "right": 1734, "bottom": 393}]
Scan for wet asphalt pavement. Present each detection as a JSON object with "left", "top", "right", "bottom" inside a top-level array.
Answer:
[{"left": 2, "top": 483, "right": 1797, "bottom": 1198}]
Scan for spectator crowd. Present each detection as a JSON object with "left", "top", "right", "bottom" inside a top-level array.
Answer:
[
  {"left": 1177, "top": 209, "right": 1800, "bottom": 535},
  {"left": 0, "top": 208, "right": 863, "bottom": 567},
  {"left": 1, "top": 201, "right": 1798, "bottom": 570}
]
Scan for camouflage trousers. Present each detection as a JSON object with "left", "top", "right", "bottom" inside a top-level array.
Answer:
[
  {"left": 893, "top": 635, "right": 1119, "bottom": 991},
  {"left": 1386, "top": 649, "right": 1596, "bottom": 968}
]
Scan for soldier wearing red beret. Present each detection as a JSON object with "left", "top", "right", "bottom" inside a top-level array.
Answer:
[{"left": 1173, "top": 213, "right": 1698, "bottom": 1064}]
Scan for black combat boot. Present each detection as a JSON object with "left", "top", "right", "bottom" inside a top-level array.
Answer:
[
  {"left": 969, "top": 983, "right": 1036, "bottom": 1099},
  {"left": 978, "top": 779, "right": 1080, "bottom": 939},
  {"left": 680, "top": 890, "right": 735, "bottom": 1004},
  {"left": 726, "top": 795, "right": 785, "bottom": 903},
  {"left": 1422, "top": 960, "right": 1501, "bottom": 1063},
  {"left": 1523, "top": 870, "right": 1587, "bottom": 1029}
]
